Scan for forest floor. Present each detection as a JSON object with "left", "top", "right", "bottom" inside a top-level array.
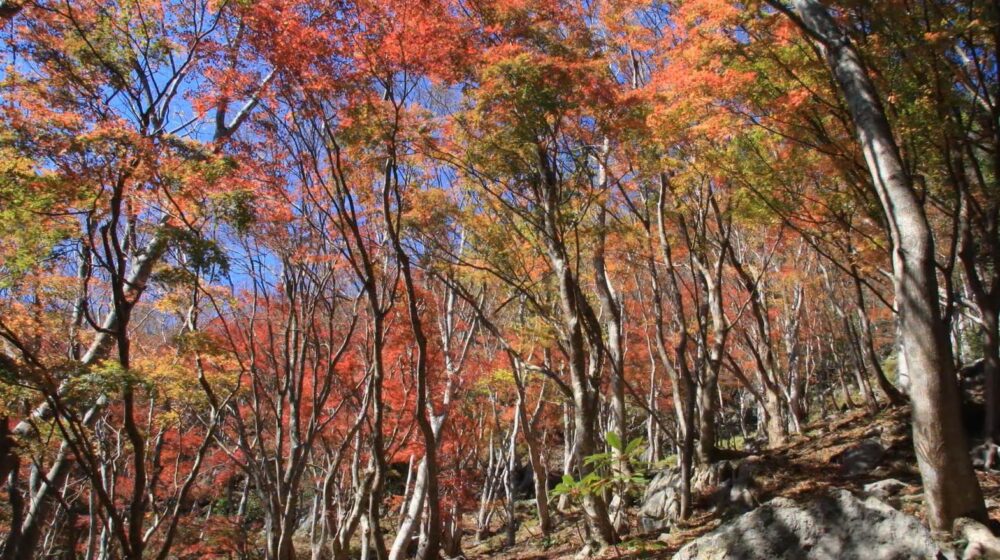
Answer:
[{"left": 463, "top": 406, "right": 1000, "bottom": 559}]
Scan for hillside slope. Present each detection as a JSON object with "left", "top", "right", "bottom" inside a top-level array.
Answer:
[{"left": 466, "top": 407, "right": 1000, "bottom": 559}]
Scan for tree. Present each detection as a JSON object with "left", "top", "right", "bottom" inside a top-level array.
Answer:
[
  {"left": 0, "top": 1, "right": 271, "bottom": 557},
  {"left": 768, "top": 0, "right": 986, "bottom": 530}
]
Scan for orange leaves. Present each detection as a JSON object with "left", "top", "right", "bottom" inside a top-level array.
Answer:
[
  {"left": 674, "top": 0, "right": 742, "bottom": 29},
  {"left": 244, "top": 0, "right": 471, "bottom": 96},
  {"left": 355, "top": 0, "right": 473, "bottom": 81},
  {"left": 242, "top": 0, "right": 340, "bottom": 80},
  {"left": 644, "top": 13, "right": 758, "bottom": 145}
]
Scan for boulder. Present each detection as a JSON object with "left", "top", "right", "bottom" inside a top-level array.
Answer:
[
  {"left": 861, "top": 478, "right": 911, "bottom": 508},
  {"left": 724, "top": 456, "right": 760, "bottom": 510},
  {"left": 640, "top": 458, "right": 760, "bottom": 532},
  {"left": 835, "top": 438, "right": 885, "bottom": 476},
  {"left": 640, "top": 469, "right": 682, "bottom": 532},
  {"left": 608, "top": 494, "right": 628, "bottom": 534},
  {"left": 970, "top": 442, "right": 1000, "bottom": 471},
  {"left": 954, "top": 517, "right": 1000, "bottom": 560},
  {"left": 672, "top": 489, "right": 954, "bottom": 560},
  {"left": 574, "top": 543, "right": 596, "bottom": 559}
]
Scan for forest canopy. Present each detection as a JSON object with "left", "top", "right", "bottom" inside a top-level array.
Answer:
[{"left": 0, "top": 0, "right": 998, "bottom": 558}]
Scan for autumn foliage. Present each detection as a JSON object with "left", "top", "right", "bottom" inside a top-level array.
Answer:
[{"left": 0, "top": 0, "right": 998, "bottom": 558}]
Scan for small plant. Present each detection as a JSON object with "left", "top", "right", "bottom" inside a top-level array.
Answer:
[{"left": 552, "top": 432, "right": 652, "bottom": 536}]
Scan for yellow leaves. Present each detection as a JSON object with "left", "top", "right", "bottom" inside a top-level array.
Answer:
[
  {"left": 153, "top": 287, "right": 193, "bottom": 316},
  {"left": 138, "top": 359, "right": 193, "bottom": 404},
  {"left": 174, "top": 331, "right": 227, "bottom": 358},
  {"left": 404, "top": 187, "right": 457, "bottom": 234},
  {"left": 133, "top": 350, "right": 239, "bottom": 416}
]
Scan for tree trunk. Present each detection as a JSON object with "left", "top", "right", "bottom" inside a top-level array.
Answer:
[
  {"left": 851, "top": 269, "right": 905, "bottom": 405},
  {"left": 695, "top": 263, "right": 727, "bottom": 465},
  {"left": 696, "top": 382, "right": 717, "bottom": 464},
  {"left": 595, "top": 158, "right": 630, "bottom": 493},
  {"left": 389, "top": 458, "right": 432, "bottom": 560},
  {"left": 780, "top": 0, "right": 986, "bottom": 530},
  {"left": 763, "top": 390, "right": 787, "bottom": 447},
  {"left": 476, "top": 435, "right": 500, "bottom": 541},
  {"left": 382, "top": 153, "right": 441, "bottom": 560},
  {"left": 958, "top": 193, "right": 1000, "bottom": 441},
  {"left": 505, "top": 405, "right": 520, "bottom": 548},
  {"left": 538, "top": 144, "right": 617, "bottom": 546},
  {"left": 557, "top": 404, "right": 576, "bottom": 513},
  {"left": 511, "top": 356, "right": 553, "bottom": 535},
  {"left": 984, "top": 314, "right": 1000, "bottom": 442},
  {"left": 678, "top": 377, "right": 696, "bottom": 520}
]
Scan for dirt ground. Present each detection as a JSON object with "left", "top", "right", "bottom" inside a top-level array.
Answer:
[{"left": 463, "top": 406, "right": 1000, "bottom": 559}]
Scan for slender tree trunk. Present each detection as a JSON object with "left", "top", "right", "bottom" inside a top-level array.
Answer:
[
  {"left": 958, "top": 193, "right": 1000, "bottom": 441},
  {"left": 596, "top": 254, "right": 628, "bottom": 452},
  {"left": 399, "top": 455, "right": 415, "bottom": 521},
  {"left": 678, "top": 378, "right": 696, "bottom": 520},
  {"left": 851, "top": 269, "right": 905, "bottom": 405},
  {"left": 762, "top": 390, "right": 787, "bottom": 447},
  {"left": 652, "top": 174, "right": 699, "bottom": 518},
  {"left": 505, "top": 404, "right": 520, "bottom": 548},
  {"left": 645, "top": 345, "right": 661, "bottom": 464},
  {"left": 476, "top": 435, "right": 499, "bottom": 541},
  {"left": 390, "top": 458, "right": 432, "bottom": 560},
  {"left": 382, "top": 153, "right": 441, "bottom": 560},
  {"left": 510, "top": 356, "right": 553, "bottom": 535},
  {"left": 983, "top": 314, "right": 1000, "bottom": 441},
  {"left": 696, "top": 382, "right": 717, "bottom": 464},
  {"left": 538, "top": 144, "right": 616, "bottom": 546},
  {"left": 846, "top": 317, "right": 880, "bottom": 414},
  {"left": 595, "top": 159, "right": 630, "bottom": 491},
  {"left": 557, "top": 404, "right": 577, "bottom": 513}
]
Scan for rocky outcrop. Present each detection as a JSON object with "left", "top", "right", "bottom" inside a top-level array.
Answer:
[
  {"left": 672, "top": 489, "right": 953, "bottom": 560},
  {"left": 970, "top": 441, "right": 1000, "bottom": 471},
  {"left": 639, "top": 469, "right": 682, "bottom": 531},
  {"left": 640, "top": 457, "right": 760, "bottom": 532}
]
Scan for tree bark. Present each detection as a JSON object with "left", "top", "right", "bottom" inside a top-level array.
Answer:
[
  {"left": 537, "top": 144, "right": 617, "bottom": 545},
  {"left": 510, "top": 355, "right": 553, "bottom": 535},
  {"left": 777, "top": 0, "right": 986, "bottom": 530},
  {"left": 382, "top": 154, "right": 441, "bottom": 560}
]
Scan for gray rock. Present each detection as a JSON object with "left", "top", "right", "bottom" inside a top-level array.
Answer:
[
  {"left": 574, "top": 543, "right": 595, "bottom": 559},
  {"left": 640, "top": 458, "right": 760, "bottom": 532},
  {"left": 672, "top": 489, "right": 954, "bottom": 560},
  {"left": 608, "top": 494, "right": 628, "bottom": 534},
  {"left": 970, "top": 442, "right": 1000, "bottom": 471},
  {"left": 724, "top": 457, "right": 761, "bottom": 510},
  {"left": 836, "top": 439, "right": 885, "bottom": 476},
  {"left": 862, "top": 479, "right": 910, "bottom": 503},
  {"left": 640, "top": 469, "right": 682, "bottom": 532}
]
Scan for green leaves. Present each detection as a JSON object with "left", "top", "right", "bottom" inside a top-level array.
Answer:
[
  {"left": 553, "top": 434, "right": 652, "bottom": 516},
  {"left": 551, "top": 473, "right": 579, "bottom": 499},
  {"left": 606, "top": 431, "right": 646, "bottom": 457},
  {"left": 606, "top": 430, "right": 622, "bottom": 452},
  {"left": 163, "top": 227, "right": 230, "bottom": 278},
  {"left": 0, "top": 144, "right": 75, "bottom": 287},
  {"left": 211, "top": 189, "right": 257, "bottom": 234}
]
